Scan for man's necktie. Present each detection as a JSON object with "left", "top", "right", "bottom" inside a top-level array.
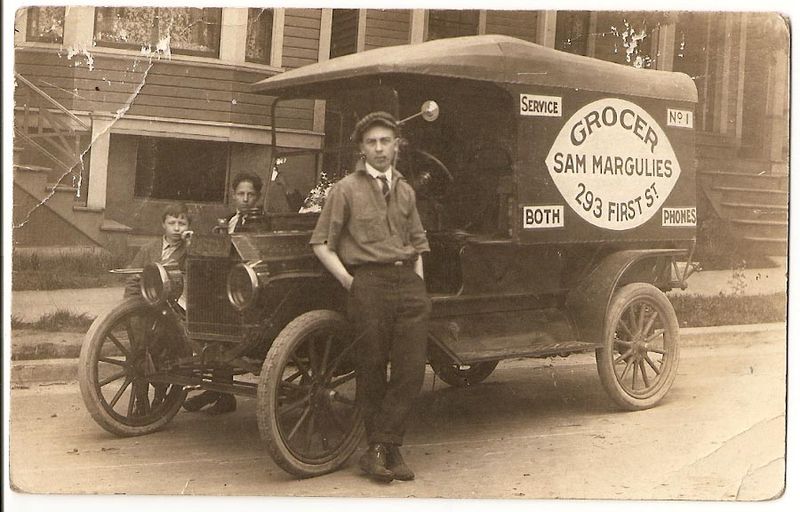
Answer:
[{"left": 376, "top": 175, "right": 390, "bottom": 203}]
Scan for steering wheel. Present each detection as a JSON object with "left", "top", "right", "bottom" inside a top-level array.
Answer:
[{"left": 398, "top": 147, "right": 454, "bottom": 200}]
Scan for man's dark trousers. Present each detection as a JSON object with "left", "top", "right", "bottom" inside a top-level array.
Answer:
[{"left": 347, "top": 263, "right": 431, "bottom": 446}]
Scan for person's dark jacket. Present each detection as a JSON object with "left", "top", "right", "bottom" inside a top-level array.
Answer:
[{"left": 123, "top": 238, "right": 187, "bottom": 298}]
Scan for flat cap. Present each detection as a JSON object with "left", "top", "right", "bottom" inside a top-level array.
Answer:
[{"left": 351, "top": 111, "right": 400, "bottom": 143}]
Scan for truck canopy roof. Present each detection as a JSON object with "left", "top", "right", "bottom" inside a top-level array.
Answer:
[{"left": 252, "top": 35, "right": 697, "bottom": 103}]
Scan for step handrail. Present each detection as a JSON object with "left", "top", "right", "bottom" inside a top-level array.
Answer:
[{"left": 14, "top": 71, "right": 89, "bottom": 131}]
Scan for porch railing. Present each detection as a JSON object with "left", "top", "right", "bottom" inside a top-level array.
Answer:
[{"left": 14, "top": 71, "right": 90, "bottom": 193}]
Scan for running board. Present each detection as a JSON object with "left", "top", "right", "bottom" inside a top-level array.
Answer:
[
  {"left": 149, "top": 372, "right": 258, "bottom": 397},
  {"left": 446, "top": 337, "right": 601, "bottom": 365}
]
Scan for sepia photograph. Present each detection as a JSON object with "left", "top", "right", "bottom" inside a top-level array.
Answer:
[{"left": 3, "top": 1, "right": 792, "bottom": 508}]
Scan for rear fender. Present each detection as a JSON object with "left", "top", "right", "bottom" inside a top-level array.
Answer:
[{"left": 565, "top": 249, "right": 684, "bottom": 345}]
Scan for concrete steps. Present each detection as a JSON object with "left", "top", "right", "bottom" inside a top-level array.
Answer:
[
  {"left": 699, "top": 170, "right": 788, "bottom": 191},
  {"left": 720, "top": 202, "right": 788, "bottom": 222},
  {"left": 729, "top": 218, "right": 789, "bottom": 240},
  {"left": 13, "top": 162, "right": 107, "bottom": 248},
  {"left": 697, "top": 162, "right": 788, "bottom": 256},
  {"left": 738, "top": 237, "right": 788, "bottom": 255},
  {"left": 710, "top": 186, "right": 788, "bottom": 206}
]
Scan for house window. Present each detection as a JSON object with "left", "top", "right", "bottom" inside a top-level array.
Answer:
[
  {"left": 26, "top": 6, "right": 65, "bottom": 43},
  {"left": 330, "top": 9, "right": 359, "bottom": 58},
  {"left": 94, "top": 7, "right": 222, "bottom": 57},
  {"left": 555, "top": 11, "right": 591, "bottom": 55},
  {"left": 589, "top": 12, "right": 659, "bottom": 68},
  {"left": 427, "top": 10, "right": 479, "bottom": 41},
  {"left": 246, "top": 8, "right": 274, "bottom": 64},
  {"left": 134, "top": 137, "right": 229, "bottom": 203}
]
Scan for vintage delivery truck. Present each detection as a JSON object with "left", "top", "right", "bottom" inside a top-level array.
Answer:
[{"left": 79, "top": 35, "right": 698, "bottom": 477}]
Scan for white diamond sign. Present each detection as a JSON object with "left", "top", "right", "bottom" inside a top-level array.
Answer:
[{"left": 545, "top": 98, "right": 681, "bottom": 231}]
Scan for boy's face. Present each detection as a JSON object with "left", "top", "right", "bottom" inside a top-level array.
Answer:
[
  {"left": 162, "top": 214, "right": 189, "bottom": 242},
  {"left": 360, "top": 124, "right": 398, "bottom": 172},
  {"left": 233, "top": 180, "right": 261, "bottom": 211}
]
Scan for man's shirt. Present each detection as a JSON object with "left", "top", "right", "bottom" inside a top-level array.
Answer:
[
  {"left": 310, "top": 167, "right": 430, "bottom": 267},
  {"left": 228, "top": 212, "right": 241, "bottom": 234},
  {"left": 364, "top": 162, "right": 392, "bottom": 191},
  {"left": 161, "top": 236, "right": 183, "bottom": 263}
]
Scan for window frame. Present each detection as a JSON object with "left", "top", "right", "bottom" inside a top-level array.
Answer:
[
  {"left": 245, "top": 8, "right": 275, "bottom": 65},
  {"left": 133, "top": 136, "right": 231, "bottom": 204},
  {"left": 426, "top": 9, "right": 480, "bottom": 41},
  {"left": 25, "top": 6, "right": 66, "bottom": 44},
  {"left": 93, "top": 7, "right": 222, "bottom": 58}
]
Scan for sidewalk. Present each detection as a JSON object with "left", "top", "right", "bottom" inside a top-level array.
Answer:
[
  {"left": 10, "top": 322, "right": 787, "bottom": 385},
  {"left": 12, "top": 286, "right": 124, "bottom": 322},
  {"left": 9, "top": 260, "right": 789, "bottom": 322}
]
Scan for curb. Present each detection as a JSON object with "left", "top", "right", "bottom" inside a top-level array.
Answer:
[
  {"left": 679, "top": 322, "right": 786, "bottom": 348},
  {"left": 11, "top": 358, "right": 82, "bottom": 386},
  {"left": 10, "top": 323, "right": 786, "bottom": 386}
]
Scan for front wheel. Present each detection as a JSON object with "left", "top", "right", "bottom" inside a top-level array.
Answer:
[
  {"left": 258, "top": 310, "right": 364, "bottom": 478},
  {"left": 596, "top": 283, "right": 680, "bottom": 410},
  {"left": 78, "top": 298, "right": 189, "bottom": 436}
]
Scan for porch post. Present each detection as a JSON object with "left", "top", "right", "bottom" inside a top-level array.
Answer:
[
  {"left": 314, "top": 9, "right": 333, "bottom": 133},
  {"left": 409, "top": 9, "right": 427, "bottom": 44},
  {"left": 86, "top": 112, "right": 114, "bottom": 210},
  {"left": 219, "top": 8, "right": 248, "bottom": 63},
  {"left": 654, "top": 22, "right": 676, "bottom": 71},
  {"left": 535, "top": 11, "right": 557, "bottom": 48},
  {"left": 767, "top": 25, "right": 790, "bottom": 171},
  {"left": 356, "top": 9, "right": 367, "bottom": 52},
  {"left": 62, "top": 5, "right": 95, "bottom": 48}
]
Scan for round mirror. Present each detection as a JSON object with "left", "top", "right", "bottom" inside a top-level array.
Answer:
[{"left": 421, "top": 100, "right": 440, "bottom": 122}]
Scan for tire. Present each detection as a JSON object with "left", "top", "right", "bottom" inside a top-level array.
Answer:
[
  {"left": 596, "top": 283, "right": 680, "bottom": 411},
  {"left": 431, "top": 360, "right": 498, "bottom": 387},
  {"left": 78, "top": 298, "right": 189, "bottom": 436},
  {"left": 258, "top": 310, "right": 364, "bottom": 478}
]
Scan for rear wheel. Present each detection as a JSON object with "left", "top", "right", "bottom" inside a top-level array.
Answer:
[
  {"left": 258, "top": 310, "right": 364, "bottom": 478},
  {"left": 596, "top": 283, "right": 680, "bottom": 410},
  {"left": 78, "top": 298, "right": 189, "bottom": 436}
]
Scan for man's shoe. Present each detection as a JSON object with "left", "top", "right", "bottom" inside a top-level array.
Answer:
[
  {"left": 386, "top": 444, "right": 415, "bottom": 481},
  {"left": 182, "top": 391, "right": 220, "bottom": 412},
  {"left": 205, "top": 393, "right": 237, "bottom": 415},
  {"left": 358, "top": 444, "right": 394, "bottom": 482}
]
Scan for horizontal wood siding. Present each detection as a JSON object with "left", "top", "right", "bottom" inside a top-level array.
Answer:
[
  {"left": 283, "top": 8, "right": 322, "bottom": 78},
  {"left": 364, "top": 10, "right": 410, "bottom": 50},
  {"left": 330, "top": 9, "right": 358, "bottom": 58},
  {"left": 485, "top": 10, "right": 538, "bottom": 43},
  {"left": 15, "top": 48, "right": 316, "bottom": 132}
]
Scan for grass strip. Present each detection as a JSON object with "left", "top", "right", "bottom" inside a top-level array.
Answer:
[
  {"left": 669, "top": 292, "right": 787, "bottom": 328},
  {"left": 10, "top": 293, "right": 787, "bottom": 335},
  {"left": 12, "top": 249, "right": 128, "bottom": 291},
  {"left": 11, "top": 309, "right": 96, "bottom": 332}
]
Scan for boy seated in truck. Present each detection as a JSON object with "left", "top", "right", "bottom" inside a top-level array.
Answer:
[{"left": 124, "top": 202, "right": 192, "bottom": 298}]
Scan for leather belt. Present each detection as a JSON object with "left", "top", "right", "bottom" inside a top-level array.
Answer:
[{"left": 349, "top": 257, "right": 417, "bottom": 272}]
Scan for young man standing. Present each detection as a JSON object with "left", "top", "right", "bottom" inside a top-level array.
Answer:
[
  {"left": 311, "top": 112, "right": 431, "bottom": 482},
  {"left": 183, "top": 172, "right": 264, "bottom": 415}
]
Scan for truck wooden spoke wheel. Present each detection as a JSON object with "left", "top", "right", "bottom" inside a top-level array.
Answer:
[
  {"left": 258, "top": 310, "right": 364, "bottom": 477},
  {"left": 596, "top": 283, "right": 680, "bottom": 410},
  {"left": 78, "top": 298, "right": 189, "bottom": 436}
]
